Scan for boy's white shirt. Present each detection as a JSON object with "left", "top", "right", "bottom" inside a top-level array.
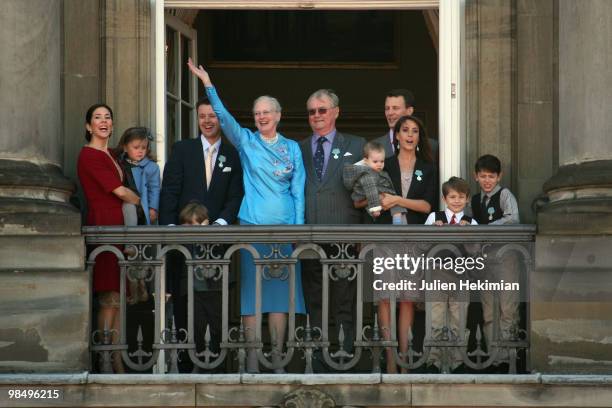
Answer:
[{"left": 425, "top": 208, "right": 478, "bottom": 225}]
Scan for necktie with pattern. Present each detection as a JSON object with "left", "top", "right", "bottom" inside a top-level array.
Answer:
[
  {"left": 205, "top": 146, "right": 216, "bottom": 189},
  {"left": 313, "top": 137, "right": 327, "bottom": 181},
  {"left": 450, "top": 214, "right": 457, "bottom": 224},
  {"left": 481, "top": 194, "right": 488, "bottom": 218}
]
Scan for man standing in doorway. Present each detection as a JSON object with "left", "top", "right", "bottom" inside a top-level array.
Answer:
[
  {"left": 299, "top": 89, "right": 365, "bottom": 371},
  {"left": 374, "top": 88, "right": 439, "bottom": 160},
  {"left": 159, "top": 96, "right": 243, "bottom": 372},
  {"left": 160, "top": 96, "right": 243, "bottom": 226}
]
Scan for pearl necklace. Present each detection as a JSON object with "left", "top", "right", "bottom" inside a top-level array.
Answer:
[{"left": 261, "top": 134, "right": 279, "bottom": 145}]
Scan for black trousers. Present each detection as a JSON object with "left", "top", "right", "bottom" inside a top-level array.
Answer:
[
  {"left": 174, "top": 291, "right": 222, "bottom": 373},
  {"left": 193, "top": 291, "right": 222, "bottom": 356},
  {"left": 301, "top": 255, "right": 356, "bottom": 352}
]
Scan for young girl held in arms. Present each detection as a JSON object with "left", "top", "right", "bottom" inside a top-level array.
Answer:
[{"left": 115, "top": 127, "right": 161, "bottom": 304}]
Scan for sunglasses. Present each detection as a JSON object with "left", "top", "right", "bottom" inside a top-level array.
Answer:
[{"left": 307, "top": 107, "right": 332, "bottom": 116}]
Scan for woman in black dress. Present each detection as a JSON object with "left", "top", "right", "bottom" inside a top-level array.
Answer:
[{"left": 376, "top": 115, "right": 436, "bottom": 373}]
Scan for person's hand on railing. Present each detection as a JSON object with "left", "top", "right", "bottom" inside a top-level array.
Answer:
[{"left": 187, "top": 57, "right": 212, "bottom": 87}]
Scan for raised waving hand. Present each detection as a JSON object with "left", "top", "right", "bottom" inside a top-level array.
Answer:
[{"left": 187, "top": 57, "right": 212, "bottom": 87}]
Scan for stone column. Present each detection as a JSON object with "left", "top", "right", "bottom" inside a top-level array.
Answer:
[
  {"left": 0, "top": 1, "right": 88, "bottom": 372},
  {"left": 515, "top": 0, "right": 555, "bottom": 223},
  {"left": 464, "top": 0, "right": 515, "bottom": 193},
  {"left": 532, "top": 0, "right": 612, "bottom": 373},
  {"left": 101, "top": 0, "right": 153, "bottom": 139}
]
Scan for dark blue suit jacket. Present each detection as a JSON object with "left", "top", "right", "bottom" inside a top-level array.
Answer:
[{"left": 159, "top": 137, "right": 243, "bottom": 225}]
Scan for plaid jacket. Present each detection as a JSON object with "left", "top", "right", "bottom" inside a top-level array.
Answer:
[{"left": 342, "top": 160, "right": 396, "bottom": 212}]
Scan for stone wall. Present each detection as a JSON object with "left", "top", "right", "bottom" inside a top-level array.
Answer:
[
  {"left": 2, "top": 373, "right": 612, "bottom": 407},
  {"left": 515, "top": 0, "right": 555, "bottom": 222},
  {"left": 465, "top": 0, "right": 515, "bottom": 211},
  {"left": 532, "top": 0, "right": 612, "bottom": 374},
  {"left": 62, "top": 0, "right": 153, "bottom": 184},
  {"left": 0, "top": 0, "right": 89, "bottom": 373}
]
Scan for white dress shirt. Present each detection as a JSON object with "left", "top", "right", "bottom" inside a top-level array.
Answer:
[{"left": 425, "top": 208, "right": 479, "bottom": 225}]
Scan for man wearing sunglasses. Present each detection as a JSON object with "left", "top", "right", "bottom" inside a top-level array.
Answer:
[{"left": 299, "top": 88, "right": 365, "bottom": 372}]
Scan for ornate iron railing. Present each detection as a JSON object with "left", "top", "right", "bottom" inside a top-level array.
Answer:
[{"left": 83, "top": 225, "right": 535, "bottom": 374}]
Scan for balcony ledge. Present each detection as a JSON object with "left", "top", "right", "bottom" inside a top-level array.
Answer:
[
  {"left": 7, "top": 372, "right": 612, "bottom": 385},
  {"left": 2, "top": 373, "right": 612, "bottom": 407}
]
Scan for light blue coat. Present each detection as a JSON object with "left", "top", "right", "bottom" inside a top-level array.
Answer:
[
  {"left": 131, "top": 157, "right": 161, "bottom": 225},
  {"left": 206, "top": 86, "right": 305, "bottom": 225}
]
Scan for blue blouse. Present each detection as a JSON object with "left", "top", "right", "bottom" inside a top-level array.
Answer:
[{"left": 205, "top": 86, "right": 305, "bottom": 225}]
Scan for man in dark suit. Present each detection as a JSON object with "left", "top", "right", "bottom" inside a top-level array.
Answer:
[
  {"left": 373, "top": 89, "right": 439, "bottom": 160},
  {"left": 299, "top": 89, "right": 365, "bottom": 371},
  {"left": 160, "top": 97, "right": 243, "bottom": 226},
  {"left": 159, "top": 96, "right": 243, "bottom": 372}
]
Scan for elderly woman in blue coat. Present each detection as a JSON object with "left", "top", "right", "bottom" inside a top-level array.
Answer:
[{"left": 188, "top": 59, "right": 306, "bottom": 373}]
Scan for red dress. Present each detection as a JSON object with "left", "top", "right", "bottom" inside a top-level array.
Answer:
[{"left": 78, "top": 146, "right": 124, "bottom": 293}]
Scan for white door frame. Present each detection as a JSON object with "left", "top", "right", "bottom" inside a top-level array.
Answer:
[{"left": 153, "top": 0, "right": 464, "bottom": 186}]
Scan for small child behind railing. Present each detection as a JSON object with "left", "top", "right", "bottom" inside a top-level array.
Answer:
[
  {"left": 424, "top": 176, "right": 478, "bottom": 372},
  {"left": 179, "top": 201, "right": 221, "bottom": 373},
  {"left": 116, "top": 127, "right": 161, "bottom": 305},
  {"left": 179, "top": 201, "right": 210, "bottom": 226}
]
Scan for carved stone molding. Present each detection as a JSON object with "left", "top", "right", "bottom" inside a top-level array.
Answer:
[
  {"left": 282, "top": 388, "right": 335, "bottom": 408},
  {"left": 165, "top": 0, "right": 438, "bottom": 10}
]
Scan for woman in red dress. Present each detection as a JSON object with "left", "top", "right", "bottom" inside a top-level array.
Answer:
[{"left": 77, "top": 103, "right": 140, "bottom": 373}]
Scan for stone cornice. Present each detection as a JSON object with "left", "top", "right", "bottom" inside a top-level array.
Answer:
[
  {"left": 163, "top": 0, "right": 439, "bottom": 9},
  {"left": 543, "top": 160, "right": 612, "bottom": 195},
  {"left": 4, "top": 373, "right": 612, "bottom": 407},
  {"left": 0, "top": 160, "right": 75, "bottom": 197}
]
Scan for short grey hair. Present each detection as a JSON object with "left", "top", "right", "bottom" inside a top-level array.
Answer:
[
  {"left": 307, "top": 89, "right": 339, "bottom": 108},
  {"left": 253, "top": 95, "right": 282, "bottom": 113}
]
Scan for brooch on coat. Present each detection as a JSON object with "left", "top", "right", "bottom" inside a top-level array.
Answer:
[
  {"left": 487, "top": 206, "right": 495, "bottom": 221},
  {"left": 218, "top": 155, "right": 226, "bottom": 168},
  {"left": 332, "top": 148, "right": 341, "bottom": 159},
  {"left": 415, "top": 169, "right": 423, "bottom": 181}
]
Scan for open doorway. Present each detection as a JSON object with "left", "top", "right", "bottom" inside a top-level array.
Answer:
[
  {"left": 164, "top": 9, "right": 438, "bottom": 145},
  {"left": 155, "top": 0, "right": 462, "bottom": 185},
  {"left": 195, "top": 10, "right": 438, "bottom": 144}
]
